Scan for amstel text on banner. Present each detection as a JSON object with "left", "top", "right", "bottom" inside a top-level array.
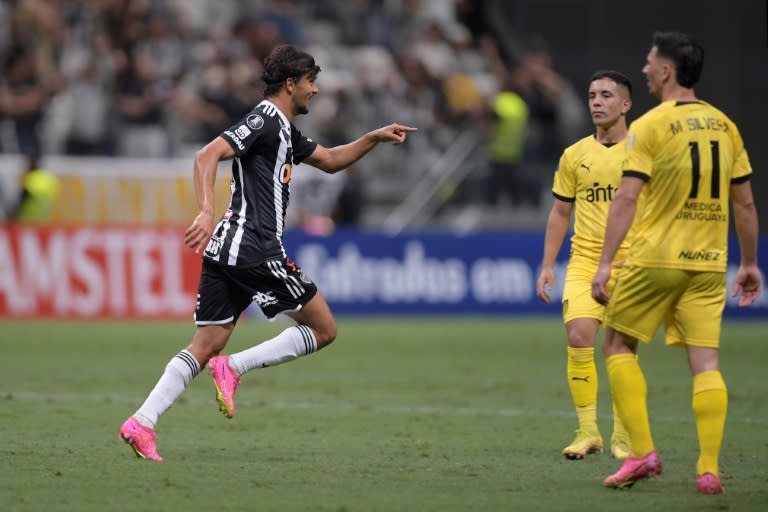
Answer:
[{"left": 0, "top": 225, "right": 201, "bottom": 319}]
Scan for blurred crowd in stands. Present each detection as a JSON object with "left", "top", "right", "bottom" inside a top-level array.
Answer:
[{"left": 0, "top": 0, "right": 590, "bottom": 225}]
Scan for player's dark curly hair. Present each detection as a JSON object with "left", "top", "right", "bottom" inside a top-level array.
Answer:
[
  {"left": 590, "top": 69, "right": 633, "bottom": 98},
  {"left": 652, "top": 31, "right": 703, "bottom": 88},
  {"left": 262, "top": 45, "right": 321, "bottom": 97}
]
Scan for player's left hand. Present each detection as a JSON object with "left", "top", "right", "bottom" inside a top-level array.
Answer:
[
  {"left": 732, "top": 264, "right": 762, "bottom": 307},
  {"left": 373, "top": 123, "right": 418, "bottom": 145},
  {"left": 591, "top": 264, "right": 612, "bottom": 306}
]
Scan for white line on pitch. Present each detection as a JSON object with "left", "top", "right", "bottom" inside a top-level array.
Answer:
[{"left": 3, "top": 390, "right": 767, "bottom": 424}]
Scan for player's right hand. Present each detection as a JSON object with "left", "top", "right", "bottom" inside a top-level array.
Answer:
[
  {"left": 184, "top": 210, "right": 215, "bottom": 254},
  {"left": 536, "top": 267, "right": 555, "bottom": 304},
  {"left": 591, "top": 264, "right": 612, "bottom": 306}
]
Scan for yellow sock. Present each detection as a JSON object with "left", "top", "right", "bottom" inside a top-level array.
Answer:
[
  {"left": 606, "top": 354, "right": 654, "bottom": 456},
  {"left": 612, "top": 401, "right": 627, "bottom": 435},
  {"left": 567, "top": 347, "right": 598, "bottom": 431},
  {"left": 611, "top": 354, "right": 636, "bottom": 436},
  {"left": 692, "top": 370, "right": 727, "bottom": 476}
]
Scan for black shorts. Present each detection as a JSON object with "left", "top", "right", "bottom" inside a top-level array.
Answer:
[{"left": 195, "top": 257, "right": 318, "bottom": 324}]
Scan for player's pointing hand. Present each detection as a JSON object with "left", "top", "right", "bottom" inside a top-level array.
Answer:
[{"left": 374, "top": 123, "right": 418, "bottom": 145}]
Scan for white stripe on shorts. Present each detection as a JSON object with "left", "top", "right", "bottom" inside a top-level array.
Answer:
[{"left": 267, "top": 260, "right": 304, "bottom": 298}]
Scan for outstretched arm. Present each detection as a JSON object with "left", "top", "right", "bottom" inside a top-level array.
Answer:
[
  {"left": 184, "top": 137, "right": 234, "bottom": 253},
  {"left": 731, "top": 180, "right": 762, "bottom": 306},
  {"left": 304, "top": 123, "right": 417, "bottom": 173}
]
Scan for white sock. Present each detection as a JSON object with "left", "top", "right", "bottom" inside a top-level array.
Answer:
[
  {"left": 229, "top": 325, "right": 317, "bottom": 374},
  {"left": 134, "top": 350, "right": 200, "bottom": 429}
]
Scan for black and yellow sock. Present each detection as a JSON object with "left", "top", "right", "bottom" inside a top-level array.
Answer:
[{"left": 567, "top": 347, "right": 598, "bottom": 431}]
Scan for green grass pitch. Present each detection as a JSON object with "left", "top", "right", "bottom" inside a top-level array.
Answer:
[{"left": 1, "top": 317, "right": 766, "bottom": 511}]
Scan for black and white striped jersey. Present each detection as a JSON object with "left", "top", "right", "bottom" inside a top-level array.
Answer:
[{"left": 203, "top": 100, "right": 317, "bottom": 267}]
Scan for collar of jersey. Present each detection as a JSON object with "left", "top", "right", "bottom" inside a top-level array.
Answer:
[{"left": 261, "top": 99, "right": 290, "bottom": 129}]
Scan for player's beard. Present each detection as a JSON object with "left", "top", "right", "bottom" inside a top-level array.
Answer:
[{"left": 295, "top": 96, "right": 311, "bottom": 116}]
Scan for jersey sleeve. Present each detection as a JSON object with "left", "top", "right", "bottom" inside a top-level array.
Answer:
[
  {"left": 732, "top": 148, "right": 753, "bottom": 183},
  {"left": 552, "top": 150, "right": 576, "bottom": 202},
  {"left": 220, "top": 111, "right": 268, "bottom": 157},
  {"left": 623, "top": 117, "right": 655, "bottom": 180},
  {"left": 290, "top": 125, "right": 318, "bottom": 163},
  {"left": 729, "top": 123, "right": 753, "bottom": 182}
]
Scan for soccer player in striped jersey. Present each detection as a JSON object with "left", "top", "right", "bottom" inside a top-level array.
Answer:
[
  {"left": 536, "top": 70, "right": 634, "bottom": 461},
  {"left": 592, "top": 32, "right": 761, "bottom": 494},
  {"left": 119, "top": 45, "right": 417, "bottom": 460}
]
